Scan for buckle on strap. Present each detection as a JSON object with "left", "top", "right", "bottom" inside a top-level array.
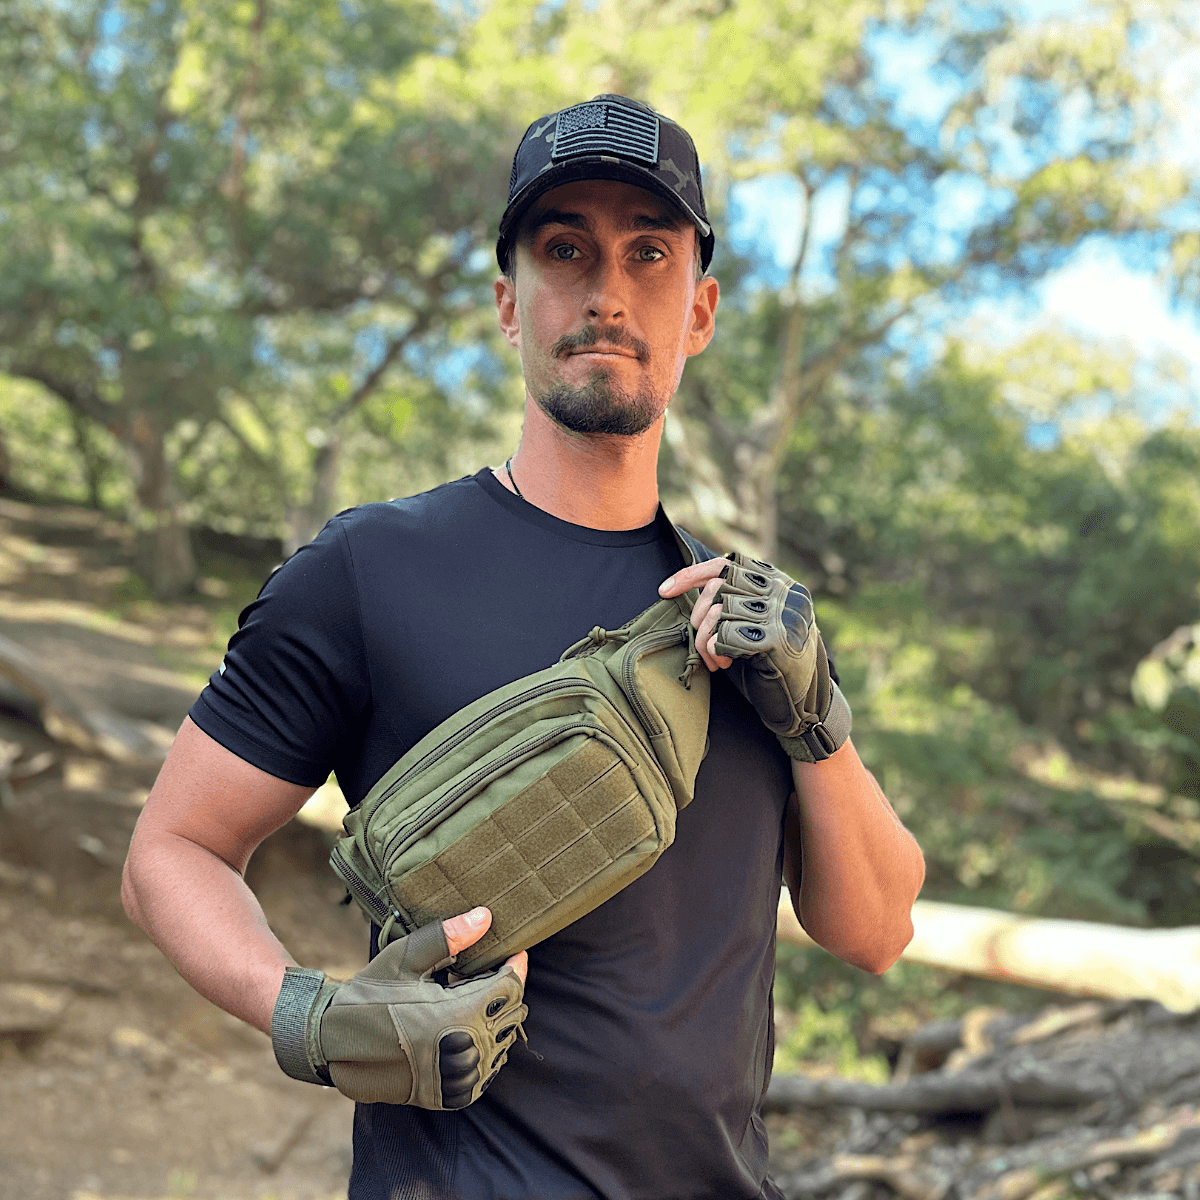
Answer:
[
  {"left": 799, "top": 720, "right": 838, "bottom": 761},
  {"left": 800, "top": 682, "right": 852, "bottom": 761}
]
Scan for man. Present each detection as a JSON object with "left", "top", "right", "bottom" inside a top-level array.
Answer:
[{"left": 122, "top": 95, "right": 924, "bottom": 1199}]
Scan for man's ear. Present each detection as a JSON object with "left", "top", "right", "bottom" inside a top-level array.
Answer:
[
  {"left": 495, "top": 276, "right": 521, "bottom": 351},
  {"left": 685, "top": 275, "right": 719, "bottom": 358}
]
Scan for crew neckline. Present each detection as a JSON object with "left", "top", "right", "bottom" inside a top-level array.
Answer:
[{"left": 471, "top": 467, "right": 669, "bottom": 548}]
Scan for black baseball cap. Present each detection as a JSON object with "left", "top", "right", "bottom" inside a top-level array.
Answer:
[{"left": 496, "top": 94, "right": 714, "bottom": 275}]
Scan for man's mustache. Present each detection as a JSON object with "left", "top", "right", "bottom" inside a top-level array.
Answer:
[{"left": 551, "top": 324, "right": 651, "bottom": 364}]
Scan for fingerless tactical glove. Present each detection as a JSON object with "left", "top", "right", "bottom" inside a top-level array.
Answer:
[
  {"left": 713, "top": 553, "right": 852, "bottom": 762},
  {"left": 270, "top": 920, "right": 527, "bottom": 1109}
]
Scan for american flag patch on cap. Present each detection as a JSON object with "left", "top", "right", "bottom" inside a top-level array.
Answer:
[{"left": 551, "top": 100, "right": 659, "bottom": 166}]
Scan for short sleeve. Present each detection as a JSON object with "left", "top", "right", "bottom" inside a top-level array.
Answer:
[{"left": 189, "top": 516, "right": 371, "bottom": 787}]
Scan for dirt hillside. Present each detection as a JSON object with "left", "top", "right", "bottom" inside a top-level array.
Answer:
[{"left": 0, "top": 497, "right": 366, "bottom": 1200}]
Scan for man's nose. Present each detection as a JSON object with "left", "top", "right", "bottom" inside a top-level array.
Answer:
[{"left": 583, "top": 253, "right": 628, "bottom": 324}]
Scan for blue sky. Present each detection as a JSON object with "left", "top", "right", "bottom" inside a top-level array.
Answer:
[{"left": 726, "top": 0, "right": 1200, "bottom": 425}]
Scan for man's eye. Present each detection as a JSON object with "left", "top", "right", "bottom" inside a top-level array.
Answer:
[
  {"left": 551, "top": 244, "right": 579, "bottom": 261},
  {"left": 636, "top": 246, "right": 665, "bottom": 262}
]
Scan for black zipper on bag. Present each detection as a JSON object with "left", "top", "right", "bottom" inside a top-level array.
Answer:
[
  {"left": 620, "top": 626, "right": 687, "bottom": 736},
  {"left": 329, "top": 842, "right": 392, "bottom": 925},
  {"left": 357, "top": 677, "right": 613, "bottom": 880},
  {"left": 381, "top": 719, "right": 613, "bottom": 864}
]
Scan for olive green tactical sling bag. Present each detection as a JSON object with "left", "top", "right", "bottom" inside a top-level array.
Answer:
[{"left": 329, "top": 528, "right": 713, "bottom": 975}]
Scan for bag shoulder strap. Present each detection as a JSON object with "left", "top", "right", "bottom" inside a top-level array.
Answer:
[{"left": 675, "top": 525, "right": 718, "bottom": 565}]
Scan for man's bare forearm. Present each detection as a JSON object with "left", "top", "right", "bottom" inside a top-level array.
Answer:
[
  {"left": 121, "top": 718, "right": 317, "bottom": 1034},
  {"left": 788, "top": 738, "right": 924, "bottom": 973},
  {"left": 122, "top": 829, "right": 296, "bottom": 1034}
]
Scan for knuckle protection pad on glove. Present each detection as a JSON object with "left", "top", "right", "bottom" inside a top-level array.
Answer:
[
  {"left": 712, "top": 556, "right": 813, "bottom": 663},
  {"left": 319, "top": 923, "right": 528, "bottom": 1110},
  {"left": 710, "top": 552, "right": 832, "bottom": 741}
]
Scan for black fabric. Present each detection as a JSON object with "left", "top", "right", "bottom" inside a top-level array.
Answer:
[{"left": 191, "top": 467, "right": 796, "bottom": 1200}]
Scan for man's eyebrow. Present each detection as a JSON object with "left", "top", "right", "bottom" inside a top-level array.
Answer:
[
  {"left": 622, "top": 212, "right": 686, "bottom": 233},
  {"left": 525, "top": 208, "right": 587, "bottom": 234},
  {"left": 523, "top": 208, "right": 687, "bottom": 237}
]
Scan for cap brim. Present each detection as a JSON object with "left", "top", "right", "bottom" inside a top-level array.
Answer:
[{"left": 496, "top": 157, "right": 713, "bottom": 272}]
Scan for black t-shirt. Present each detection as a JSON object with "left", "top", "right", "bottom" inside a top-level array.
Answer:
[{"left": 191, "top": 468, "right": 793, "bottom": 1200}]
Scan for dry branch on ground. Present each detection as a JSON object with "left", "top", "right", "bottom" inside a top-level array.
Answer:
[{"left": 768, "top": 1000, "right": 1200, "bottom": 1200}]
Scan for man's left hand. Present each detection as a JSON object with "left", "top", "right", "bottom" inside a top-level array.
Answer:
[{"left": 660, "top": 554, "right": 851, "bottom": 761}]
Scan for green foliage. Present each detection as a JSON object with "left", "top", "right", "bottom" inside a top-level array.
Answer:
[
  {"left": 1134, "top": 625, "right": 1200, "bottom": 801},
  {"left": 773, "top": 940, "right": 1070, "bottom": 1078},
  {"left": 772, "top": 992, "right": 890, "bottom": 1083},
  {"left": 0, "top": 376, "right": 131, "bottom": 510},
  {"left": 0, "top": 0, "right": 526, "bottom": 571},
  {"left": 751, "top": 334, "right": 1200, "bottom": 930},
  {"left": 842, "top": 350, "right": 1193, "bottom": 755},
  {"left": 3, "top": 0, "right": 1200, "bottom": 1052}
]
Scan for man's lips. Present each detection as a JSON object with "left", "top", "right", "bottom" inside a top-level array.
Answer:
[
  {"left": 550, "top": 324, "right": 651, "bottom": 363},
  {"left": 566, "top": 346, "right": 639, "bottom": 359}
]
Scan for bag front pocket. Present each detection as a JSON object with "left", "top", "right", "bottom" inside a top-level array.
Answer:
[
  {"left": 610, "top": 624, "right": 710, "bottom": 810},
  {"left": 383, "top": 720, "right": 671, "bottom": 972}
]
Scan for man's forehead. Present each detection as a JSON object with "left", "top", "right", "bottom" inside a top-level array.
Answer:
[{"left": 523, "top": 180, "right": 690, "bottom": 236}]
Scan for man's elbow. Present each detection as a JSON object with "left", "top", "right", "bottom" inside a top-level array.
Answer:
[
  {"left": 855, "top": 917, "right": 914, "bottom": 974},
  {"left": 120, "top": 846, "right": 146, "bottom": 929},
  {"left": 827, "top": 915, "right": 914, "bottom": 975}
]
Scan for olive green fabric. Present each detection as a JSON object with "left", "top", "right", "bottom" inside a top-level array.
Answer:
[
  {"left": 271, "top": 920, "right": 527, "bottom": 1108},
  {"left": 330, "top": 528, "right": 711, "bottom": 975},
  {"left": 712, "top": 552, "right": 852, "bottom": 763}
]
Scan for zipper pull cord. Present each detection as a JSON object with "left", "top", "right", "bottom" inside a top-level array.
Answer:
[
  {"left": 679, "top": 621, "right": 702, "bottom": 690},
  {"left": 378, "top": 909, "right": 402, "bottom": 948},
  {"left": 591, "top": 625, "right": 631, "bottom": 647},
  {"left": 563, "top": 625, "right": 632, "bottom": 659}
]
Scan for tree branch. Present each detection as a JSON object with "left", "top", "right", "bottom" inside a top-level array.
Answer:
[
  {"left": 8, "top": 366, "right": 122, "bottom": 434},
  {"left": 215, "top": 409, "right": 276, "bottom": 473},
  {"left": 329, "top": 311, "right": 433, "bottom": 428}
]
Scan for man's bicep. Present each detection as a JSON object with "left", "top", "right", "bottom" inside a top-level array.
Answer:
[{"left": 133, "top": 717, "right": 317, "bottom": 875}]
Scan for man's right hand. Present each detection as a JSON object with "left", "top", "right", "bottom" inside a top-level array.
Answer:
[{"left": 271, "top": 906, "right": 529, "bottom": 1109}]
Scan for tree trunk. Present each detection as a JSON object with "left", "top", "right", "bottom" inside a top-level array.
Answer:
[
  {"left": 70, "top": 410, "right": 105, "bottom": 510},
  {"left": 751, "top": 460, "right": 781, "bottom": 563},
  {"left": 283, "top": 433, "right": 341, "bottom": 558},
  {"left": 679, "top": 301, "right": 808, "bottom": 560},
  {"left": 126, "top": 410, "right": 195, "bottom": 599}
]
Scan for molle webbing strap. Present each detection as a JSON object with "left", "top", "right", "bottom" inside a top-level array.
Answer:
[
  {"left": 330, "top": 511, "right": 715, "bottom": 975},
  {"left": 391, "top": 738, "right": 653, "bottom": 971}
]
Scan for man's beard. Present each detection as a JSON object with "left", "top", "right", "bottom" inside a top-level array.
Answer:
[
  {"left": 535, "top": 323, "right": 663, "bottom": 437},
  {"left": 537, "top": 372, "right": 662, "bottom": 437}
]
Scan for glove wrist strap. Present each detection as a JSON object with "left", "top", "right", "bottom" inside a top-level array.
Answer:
[
  {"left": 271, "top": 966, "right": 337, "bottom": 1087},
  {"left": 778, "top": 681, "right": 852, "bottom": 763}
]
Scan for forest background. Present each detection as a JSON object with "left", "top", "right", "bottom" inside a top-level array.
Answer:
[{"left": 2, "top": 0, "right": 1200, "bottom": 1079}]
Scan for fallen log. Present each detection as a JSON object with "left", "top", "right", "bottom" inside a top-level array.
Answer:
[
  {"left": 0, "top": 632, "right": 172, "bottom": 766},
  {"left": 777, "top": 894, "right": 1200, "bottom": 1012},
  {"left": 768, "top": 990, "right": 1200, "bottom": 1200},
  {"left": 764, "top": 1060, "right": 1112, "bottom": 1116}
]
